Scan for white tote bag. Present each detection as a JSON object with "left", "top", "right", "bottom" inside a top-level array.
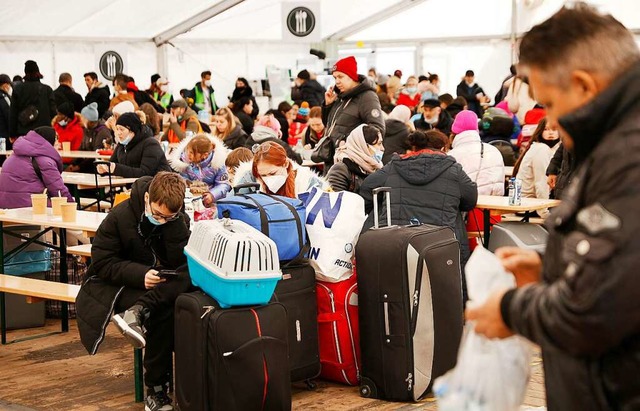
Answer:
[{"left": 299, "top": 187, "right": 367, "bottom": 282}]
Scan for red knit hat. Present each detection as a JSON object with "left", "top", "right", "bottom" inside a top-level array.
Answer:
[
  {"left": 332, "top": 56, "right": 358, "bottom": 82},
  {"left": 522, "top": 108, "right": 546, "bottom": 137}
]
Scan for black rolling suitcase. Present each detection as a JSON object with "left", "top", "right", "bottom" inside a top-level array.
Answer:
[
  {"left": 272, "top": 261, "right": 321, "bottom": 385},
  {"left": 355, "top": 187, "right": 464, "bottom": 402},
  {"left": 174, "top": 291, "right": 292, "bottom": 411}
]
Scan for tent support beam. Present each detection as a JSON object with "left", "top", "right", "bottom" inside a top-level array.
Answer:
[
  {"left": 152, "top": 0, "right": 245, "bottom": 46},
  {"left": 324, "top": 0, "right": 428, "bottom": 42}
]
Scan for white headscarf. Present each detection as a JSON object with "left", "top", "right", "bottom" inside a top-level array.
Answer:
[{"left": 334, "top": 124, "right": 382, "bottom": 174}]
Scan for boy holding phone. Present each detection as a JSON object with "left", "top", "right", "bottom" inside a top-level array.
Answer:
[{"left": 77, "top": 171, "right": 191, "bottom": 411}]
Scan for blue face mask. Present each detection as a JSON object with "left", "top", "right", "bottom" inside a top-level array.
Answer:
[
  {"left": 119, "top": 134, "right": 133, "bottom": 146},
  {"left": 373, "top": 151, "right": 383, "bottom": 163},
  {"left": 146, "top": 213, "right": 164, "bottom": 226},
  {"left": 406, "top": 87, "right": 417, "bottom": 94}
]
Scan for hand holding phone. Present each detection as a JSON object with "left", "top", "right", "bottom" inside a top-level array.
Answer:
[
  {"left": 157, "top": 269, "right": 179, "bottom": 279},
  {"left": 325, "top": 85, "right": 337, "bottom": 105}
]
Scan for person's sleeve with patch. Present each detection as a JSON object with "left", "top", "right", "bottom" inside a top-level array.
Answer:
[
  {"left": 501, "top": 155, "right": 640, "bottom": 356},
  {"left": 209, "top": 166, "right": 232, "bottom": 200},
  {"left": 358, "top": 91, "right": 385, "bottom": 137}
]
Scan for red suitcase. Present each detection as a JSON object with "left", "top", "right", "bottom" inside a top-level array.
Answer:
[{"left": 316, "top": 272, "right": 361, "bottom": 385}]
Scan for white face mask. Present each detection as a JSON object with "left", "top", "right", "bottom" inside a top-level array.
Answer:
[
  {"left": 204, "top": 80, "right": 211, "bottom": 87},
  {"left": 160, "top": 85, "right": 168, "bottom": 93},
  {"left": 261, "top": 174, "right": 287, "bottom": 193},
  {"left": 5, "top": 86, "right": 12, "bottom": 97}
]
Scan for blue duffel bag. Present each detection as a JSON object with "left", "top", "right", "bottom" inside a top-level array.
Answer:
[{"left": 217, "top": 184, "right": 306, "bottom": 262}]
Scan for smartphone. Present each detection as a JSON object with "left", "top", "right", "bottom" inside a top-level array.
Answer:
[{"left": 156, "top": 269, "right": 179, "bottom": 279}]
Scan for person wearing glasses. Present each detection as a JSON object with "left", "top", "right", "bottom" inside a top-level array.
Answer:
[{"left": 76, "top": 172, "right": 191, "bottom": 411}]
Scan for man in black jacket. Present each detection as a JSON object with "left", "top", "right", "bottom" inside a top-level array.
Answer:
[
  {"left": 77, "top": 172, "right": 191, "bottom": 411},
  {"left": 9, "top": 60, "right": 56, "bottom": 140},
  {"left": 83, "top": 72, "right": 110, "bottom": 118},
  {"left": 467, "top": 4, "right": 640, "bottom": 410},
  {"left": 53, "top": 72, "right": 84, "bottom": 113},
  {"left": 413, "top": 98, "right": 453, "bottom": 135},
  {"left": 455, "top": 70, "right": 489, "bottom": 117},
  {"left": 295, "top": 70, "right": 325, "bottom": 107}
]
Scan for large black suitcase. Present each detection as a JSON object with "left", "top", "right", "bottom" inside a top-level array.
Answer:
[
  {"left": 355, "top": 187, "right": 464, "bottom": 402},
  {"left": 174, "top": 291, "right": 292, "bottom": 411},
  {"left": 272, "top": 261, "right": 321, "bottom": 384}
]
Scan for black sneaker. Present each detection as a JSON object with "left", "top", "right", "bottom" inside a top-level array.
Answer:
[
  {"left": 112, "top": 304, "right": 147, "bottom": 348},
  {"left": 145, "top": 385, "right": 173, "bottom": 411}
]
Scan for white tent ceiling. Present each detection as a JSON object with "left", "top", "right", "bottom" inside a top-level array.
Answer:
[{"left": 1, "top": 0, "right": 639, "bottom": 109}]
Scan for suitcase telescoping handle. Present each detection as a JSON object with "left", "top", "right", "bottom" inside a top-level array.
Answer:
[
  {"left": 372, "top": 187, "right": 392, "bottom": 229},
  {"left": 233, "top": 182, "right": 261, "bottom": 195}
]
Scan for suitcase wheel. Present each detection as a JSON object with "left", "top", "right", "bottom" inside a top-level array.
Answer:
[
  {"left": 305, "top": 379, "right": 317, "bottom": 390},
  {"left": 360, "top": 384, "right": 372, "bottom": 398},
  {"left": 359, "top": 377, "right": 377, "bottom": 398}
]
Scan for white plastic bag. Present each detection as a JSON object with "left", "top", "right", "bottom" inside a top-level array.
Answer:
[
  {"left": 299, "top": 187, "right": 367, "bottom": 282},
  {"left": 435, "top": 247, "right": 532, "bottom": 411}
]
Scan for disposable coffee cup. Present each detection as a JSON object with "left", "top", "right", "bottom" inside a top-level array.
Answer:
[
  {"left": 51, "top": 197, "right": 67, "bottom": 216},
  {"left": 60, "top": 203, "right": 77, "bottom": 222},
  {"left": 31, "top": 194, "right": 48, "bottom": 214},
  {"left": 62, "top": 141, "right": 71, "bottom": 152}
]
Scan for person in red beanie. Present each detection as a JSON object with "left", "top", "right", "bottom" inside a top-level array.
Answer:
[
  {"left": 517, "top": 107, "right": 546, "bottom": 150},
  {"left": 319, "top": 55, "right": 385, "bottom": 172}
]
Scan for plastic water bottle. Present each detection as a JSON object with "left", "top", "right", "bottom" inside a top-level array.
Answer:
[
  {"left": 0, "top": 138, "right": 5, "bottom": 152},
  {"left": 508, "top": 177, "right": 522, "bottom": 206}
]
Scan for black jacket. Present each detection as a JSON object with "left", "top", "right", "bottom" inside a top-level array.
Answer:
[
  {"left": 9, "top": 78, "right": 56, "bottom": 138},
  {"left": 270, "top": 110, "right": 289, "bottom": 142},
  {"left": 413, "top": 110, "right": 453, "bottom": 136},
  {"left": 0, "top": 89, "right": 9, "bottom": 139},
  {"left": 322, "top": 75, "right": 385, "bottom": 145},
  {"left": 382, "top": 119, "right": 410, "bottom": 165},
  {"left": 235, "top": 111, "right": 254, "bottom": 136},
  {"left": 545, "top": 143, "right": 575, "bottom": 199},
  {"left": 84, "top": 84, "right": 110, "bottom": 118},
  {"left": 53, "top": 84, "right": 84, "bottom": 113},
  {"left": 360, "top": 151, "right": 477, "bottom": 263},
  {"left": 134, "top": 90, "right": 165, "bottom": 114},
  {"left": 110, "top": 126, "right": 171, "bottom": 178},
  {"left": 326, "top": 158, "right": 367, "bottom": 193},
  {"left": 296, "top": 80, "right": 325, "bottom": 107},
  {"left": 501, "top": 61, "right": 640, "bottom": 411},
  {"left": 76, "top": 177, "right": 190, "bottom": 354},
  {"left": 456, "top": 81, "right": 486, "bottom": 117},
  {"left": 222, "top": 125, "right": 248, "bottom": 150}
]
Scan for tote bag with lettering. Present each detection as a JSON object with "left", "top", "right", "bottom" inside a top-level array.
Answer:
[{"left": 299, "top": 187, "right": 367, "bottom": 282}]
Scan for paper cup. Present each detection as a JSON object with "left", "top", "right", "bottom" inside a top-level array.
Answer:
[
  {"left": 62, "top": 141, "right": 71, "bottom": 152},
  {"left": 51, "top": 197, "right": 67, "bottom": 216},
  {"left": 31, "top": 194, "right": 48, "bottom": 214},
  {"left": 60, "top": 203, "right": 77, "bottom": 222}
]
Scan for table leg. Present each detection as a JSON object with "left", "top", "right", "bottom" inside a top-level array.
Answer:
[
  {"left": 59, "top": 228, "right": 69, "bottom": 332},
  {"left": 523, "top": 211, "right": 531, "bottom": 223},
  {"left": 483, "top": 209, "right": 491, "bottom": 248}
]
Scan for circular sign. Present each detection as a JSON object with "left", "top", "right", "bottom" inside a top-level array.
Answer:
[
  {"left": 286, "top": 7, "right": 316, "bottom": 37},
  {"left": 99, "top": 51, "right": 124, "bottom": 81}
]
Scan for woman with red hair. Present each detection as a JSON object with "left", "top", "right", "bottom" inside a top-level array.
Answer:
[{"left": 233, "top": 141, "right": 326, "bottom": 198}]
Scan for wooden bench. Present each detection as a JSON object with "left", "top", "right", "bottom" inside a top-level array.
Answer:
[
  {"left": 0, "top": 274, "right": 143, "bottom": 403},
  {"left": 67, "top": 244, "right": 92, "bottom": 258}
]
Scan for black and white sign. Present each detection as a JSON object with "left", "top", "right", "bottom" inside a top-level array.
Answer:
[
  {"left": 287, "top": 7, "right": 315, "bottom": 37},
  {"left": 282, "top": 2, "right": 320, "bottom": 42},
  {"left": 99, "top": 51, "right": 124, "bottom": 81}
]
